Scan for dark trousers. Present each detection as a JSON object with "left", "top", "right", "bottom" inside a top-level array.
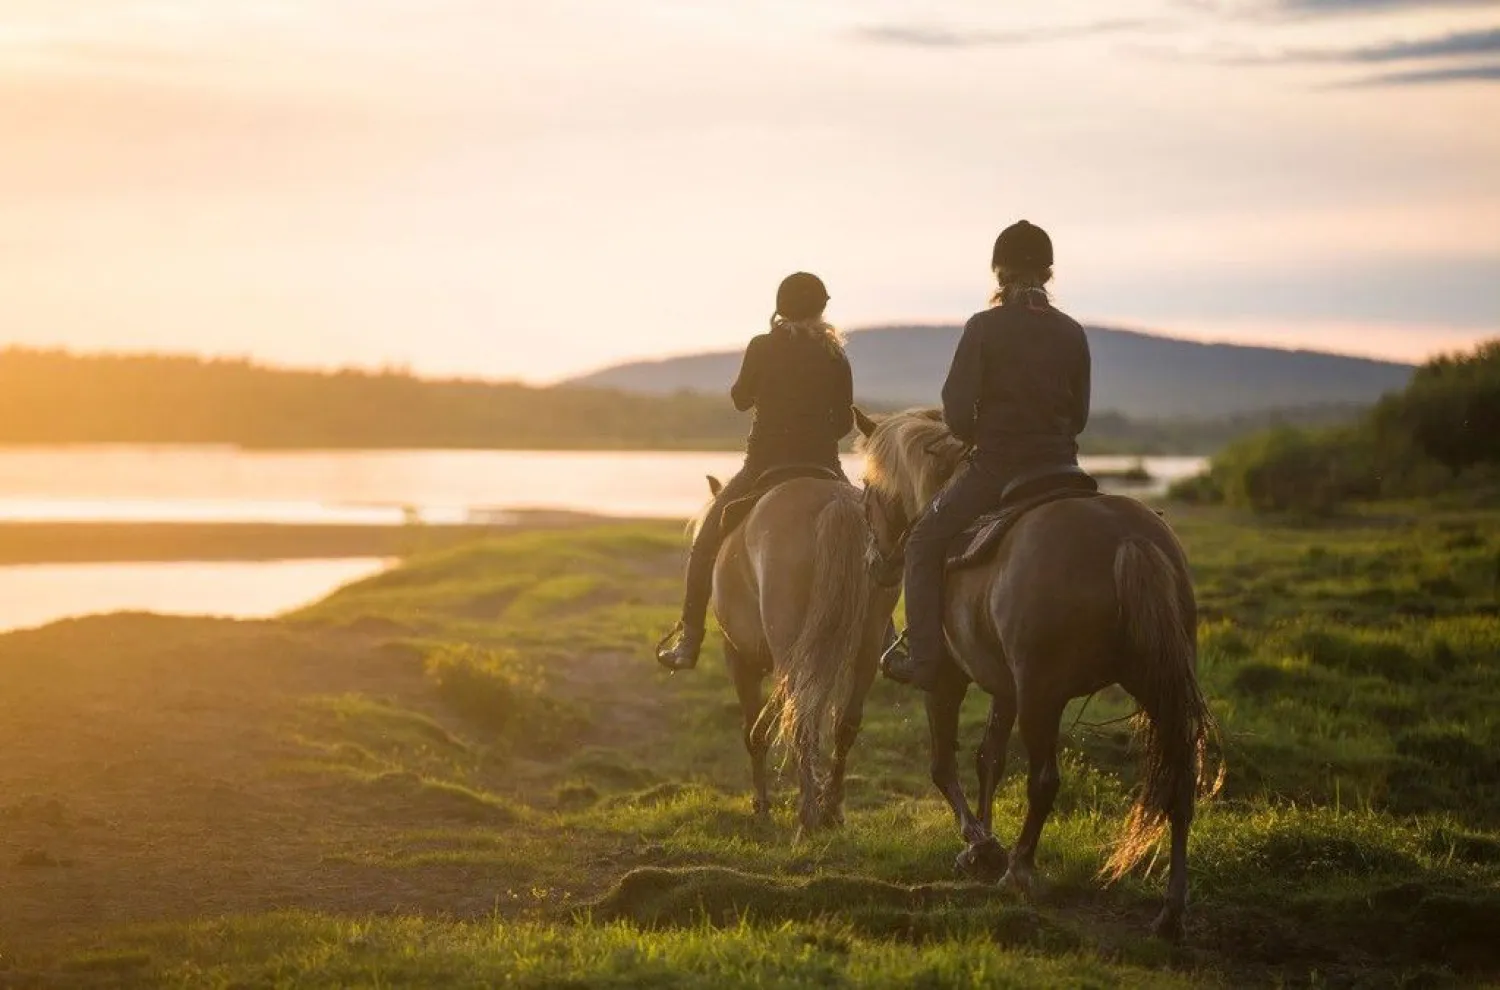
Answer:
[
  {"left": 678, "top": 451, "right": 847, "bottom": 632},
  {"left": 902, "top": 458, "right": 1017, "bottom": 664}
]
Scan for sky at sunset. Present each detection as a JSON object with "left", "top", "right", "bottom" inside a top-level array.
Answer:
[{"left": 2, "top": 0, "right": 1497, "bottom": 382}]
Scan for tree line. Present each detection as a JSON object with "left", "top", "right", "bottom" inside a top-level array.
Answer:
[
  {"left": 1172, "top": 338, "right": 1500, "bottom": 512},
  {"left": 0, "top": 348, "right": 1363, "bottom": 455}
]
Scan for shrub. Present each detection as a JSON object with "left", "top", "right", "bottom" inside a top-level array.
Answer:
[
  {"left": 1208, "top": 426, "right": 1377, "bottom": 514},
  {"left": 1374, "top": 338, "right": 1500, "bottom": 476},
  {"left": 424, "top": 644, "right": 586, "bottom": 749},
  {"left": 1170, "top": 337, "right": 1500, "bottom": 514}
]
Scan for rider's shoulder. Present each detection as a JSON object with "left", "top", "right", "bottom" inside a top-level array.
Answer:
[
  {"left": 964, "top": 307, "right": 1004, "bottom": 332},
  {"left": 1050, "top": 306, "right": 1086, "bottom": 335}
]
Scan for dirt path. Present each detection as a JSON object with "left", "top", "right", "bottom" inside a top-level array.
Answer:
[
  {"left": 0, "top": 591, "right": 682, "bottom": 949},
  {"left": 0, "top": 616, "right": 477, "bottom": 942}
]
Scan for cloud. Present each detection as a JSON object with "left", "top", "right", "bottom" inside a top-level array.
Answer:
[
  {"left": 1192, "top": 25, "right": 1500, "bottom": 82},
  {"left": 1277, "top": 0, "right": 1500, "bottom": 14},
  {"left": 1334, "top": 26, "right": 1500, "bottom": 61},
  {"left": 1229, "top": 26, "right": 1500, "bottom": 63},
  {"left": 1176, "top": 0, "right": 1500, "bottom": 22},
  {"left": 1337, "top": 62, "right": 1500, "bottom": 84},
  {"left": 852, "top": 18, "right": 1157, "bottom": 49}
]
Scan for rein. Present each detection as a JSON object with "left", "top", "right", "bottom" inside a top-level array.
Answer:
[
  {"left": 865, "top": 490, "right": 921, "bottom": 588},
  {"left": 871, "top": 517, "right": 915, "bottom": 587},
  {"left": 862, "top": 436, "right": 966, "bottom": 588}
]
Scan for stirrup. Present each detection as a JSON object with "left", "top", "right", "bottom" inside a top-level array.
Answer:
[
  {"left": 655, "top": 621, "right": 699, "bottom": 672},
  {"left": 880, "top": 630, "right": 937, "bottom": 690},
  {"left": 880, "top": 628, "right": 910, "bottom": 670}
]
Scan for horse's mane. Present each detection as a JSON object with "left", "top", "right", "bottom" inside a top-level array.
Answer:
[{"left": 856, "top": 408, "right": 967, "bottom": 508}]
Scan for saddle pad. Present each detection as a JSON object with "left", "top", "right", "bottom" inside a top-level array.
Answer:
[
  {"left": 946, "top": 476, "right": 1102, "bottom": 572},
  {"left": 718, "top": 464, "right": 846, "bottom": 537}
]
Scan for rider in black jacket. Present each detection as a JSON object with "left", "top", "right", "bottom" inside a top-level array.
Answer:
[
  {"left": 882, "top": 221, "right": 1092, "bottom": 691},
  {"left": 656, "top": 272, "right": 855, "bottom": 671}
]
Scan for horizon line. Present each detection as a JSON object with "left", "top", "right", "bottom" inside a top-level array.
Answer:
[
  {"left": 7, "top": 321, "right": 1489, "bottom": 389},
  {"left": 560, "top": 320, "right": 1452, "bottom": 382}
]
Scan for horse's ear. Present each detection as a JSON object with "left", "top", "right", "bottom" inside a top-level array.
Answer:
[
  {"left": 706, "top": 475, "right": 722, "bottom": 496},
  {"left": 853, "top": 406, "right": 878, "bottom": 438}
]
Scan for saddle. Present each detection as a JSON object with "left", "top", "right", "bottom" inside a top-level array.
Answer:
[
  {"left": 717, "top": 464, "right": 846, "bottom": 537},
  {"left": 946, "top": 465, "right": 1102, "bottom": 571}
]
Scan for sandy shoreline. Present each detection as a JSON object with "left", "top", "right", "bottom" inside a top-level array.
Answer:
[{"left": 0, "top": 511, "right": 634, "bottom": 565}]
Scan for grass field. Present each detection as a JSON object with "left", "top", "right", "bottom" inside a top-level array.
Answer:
[{"left": 1, "top": 505, "right": 1497, "bottom": 987}]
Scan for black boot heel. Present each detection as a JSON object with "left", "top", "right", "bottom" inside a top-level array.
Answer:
[{"left": 655, "top": 622, "right": 702, "bottom": 672}]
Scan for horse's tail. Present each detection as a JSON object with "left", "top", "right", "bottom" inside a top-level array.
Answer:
[
  {"left": 767, "top": 491, "right": 872, "bottom": 766},
  {"left": 1103, "top": 538, "right": 1223, "bottom": 882},
  {"left": 685, "top": 476, "right": 723, "bottom": 541}
]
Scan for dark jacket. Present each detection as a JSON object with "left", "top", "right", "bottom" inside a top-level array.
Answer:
[
  {"left": 940, "top": 292, "right": 1091, "bottom": 467},
  {"left": 730, "top": 325, "right": 854, "bottom": 464}
]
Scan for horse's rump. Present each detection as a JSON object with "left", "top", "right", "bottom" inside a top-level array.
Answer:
[{"left": 715, "top": 478, "right": 882, "bottom": 752}]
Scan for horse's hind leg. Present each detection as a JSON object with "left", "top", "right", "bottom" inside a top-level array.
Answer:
[
  {"left": 729, "top": 645, "right": 772, "bottom": 818},
  {"left": 1002, "top": 690, "right": 1065, "bottom": 898},
  {"left": 1153, "top": 766, "right": 1194, "bottom": 941},
  {"left": 818, "top": 717, "right": 857, "bottom": 828},
  {"left": 819, "top": 657, "right": 877, "bottom": 828}
]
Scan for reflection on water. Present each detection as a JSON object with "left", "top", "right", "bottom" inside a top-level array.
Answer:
[
  {"left": 0, "top": 497, "right": 485, "bottom": 526},
  {"left": 0, "top": 446, "right": 1207, "bottom": 525},
  {"left": 0, "top": 559, "right": 390, "bottom": 634},
  {"left": 0, "top": 446, "right": 1209, "bottom": 633}
]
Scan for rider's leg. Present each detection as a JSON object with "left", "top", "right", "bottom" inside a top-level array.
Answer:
[
  {"left": 883, "top": 462, "right": 1011, "bottom": 690},
  {"left": 657, "top": 460, "right": 761, "bottom": 670}
]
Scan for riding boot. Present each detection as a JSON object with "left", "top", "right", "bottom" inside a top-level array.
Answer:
[
  {"left": 882, "top": 529, "right": 947, "bottom": 692},
  {"left": 881, "top": 461, "right": 1013, "bottom": 691},
  {"left": 656, "top": 508, "right": 721, "bottom": 671}
]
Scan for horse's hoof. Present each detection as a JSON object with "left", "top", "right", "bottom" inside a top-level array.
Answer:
[
  {"left": 1151, "top": 907, "right": 1186, "bottom": 943},
  {"left": 954, "top": 837, "right": 1007, "bottom": 882},
  {"left": 1000, "top": 866, "right": 1034, "bottom": 900}
]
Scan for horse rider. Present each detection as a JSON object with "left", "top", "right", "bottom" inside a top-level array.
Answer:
[
  {"left": 655, "top": 272, "right": 855, "bottom": 672},
  {"left": 881, "top": 221, "right": 1093, "bottom": 691}
]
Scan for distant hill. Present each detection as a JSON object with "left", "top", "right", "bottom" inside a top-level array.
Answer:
[
  {"left": 0, "top": 345, "right": 1398, "bottom": 455},
  {"left": 569, "top": 325, "right": 1415, "bottom": 420},
  {"left": 0, "top": 349, "right": 752, "bottom": 451}
]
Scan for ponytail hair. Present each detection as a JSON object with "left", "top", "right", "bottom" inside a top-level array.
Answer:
[
  {"left": 991, "top": 265, "right": 1054, "bottom": 306},
  {"left": 770, "top": 314, "right": 846, "bottom": 359}
]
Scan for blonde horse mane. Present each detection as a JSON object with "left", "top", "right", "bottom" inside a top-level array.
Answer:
[{"left": 856, "top": 408, "right": 968, "bottom": 513}]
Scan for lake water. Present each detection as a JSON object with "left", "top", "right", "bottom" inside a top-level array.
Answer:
[
  {"left": 0, "top": 446, "right": 1205, "bottom": 632},
  {"left": 0, "top": 559, "right": 391, "bottom": 634},
  {"left": 0, "top": 446, "right": 1205, "bottom": 525}
]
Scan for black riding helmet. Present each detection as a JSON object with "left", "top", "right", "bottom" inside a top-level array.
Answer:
[
  {"left": 775, "top": 272, "right": 830, "bottom": 321},
  {"left": 992, "top": 220, "right": 1053, "bottom": 271}
]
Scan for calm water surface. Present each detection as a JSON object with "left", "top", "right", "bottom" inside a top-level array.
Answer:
[
  {"left": 0, "top": 446, "right": 1205, "bottom": 632},
  {"left": 0, "top": 446, "right": 1205, "bottom": 524},
  {"left": 0, "top": 559, "right": 390, "bottom": 634}
]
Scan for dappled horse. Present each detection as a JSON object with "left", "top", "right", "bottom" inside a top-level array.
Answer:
[
  {"left": 692, "top": 470, "right": 899, "bottom": 835},
  {"left": 854, "top": 408, "right": 1220, "bottom": 939}
]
